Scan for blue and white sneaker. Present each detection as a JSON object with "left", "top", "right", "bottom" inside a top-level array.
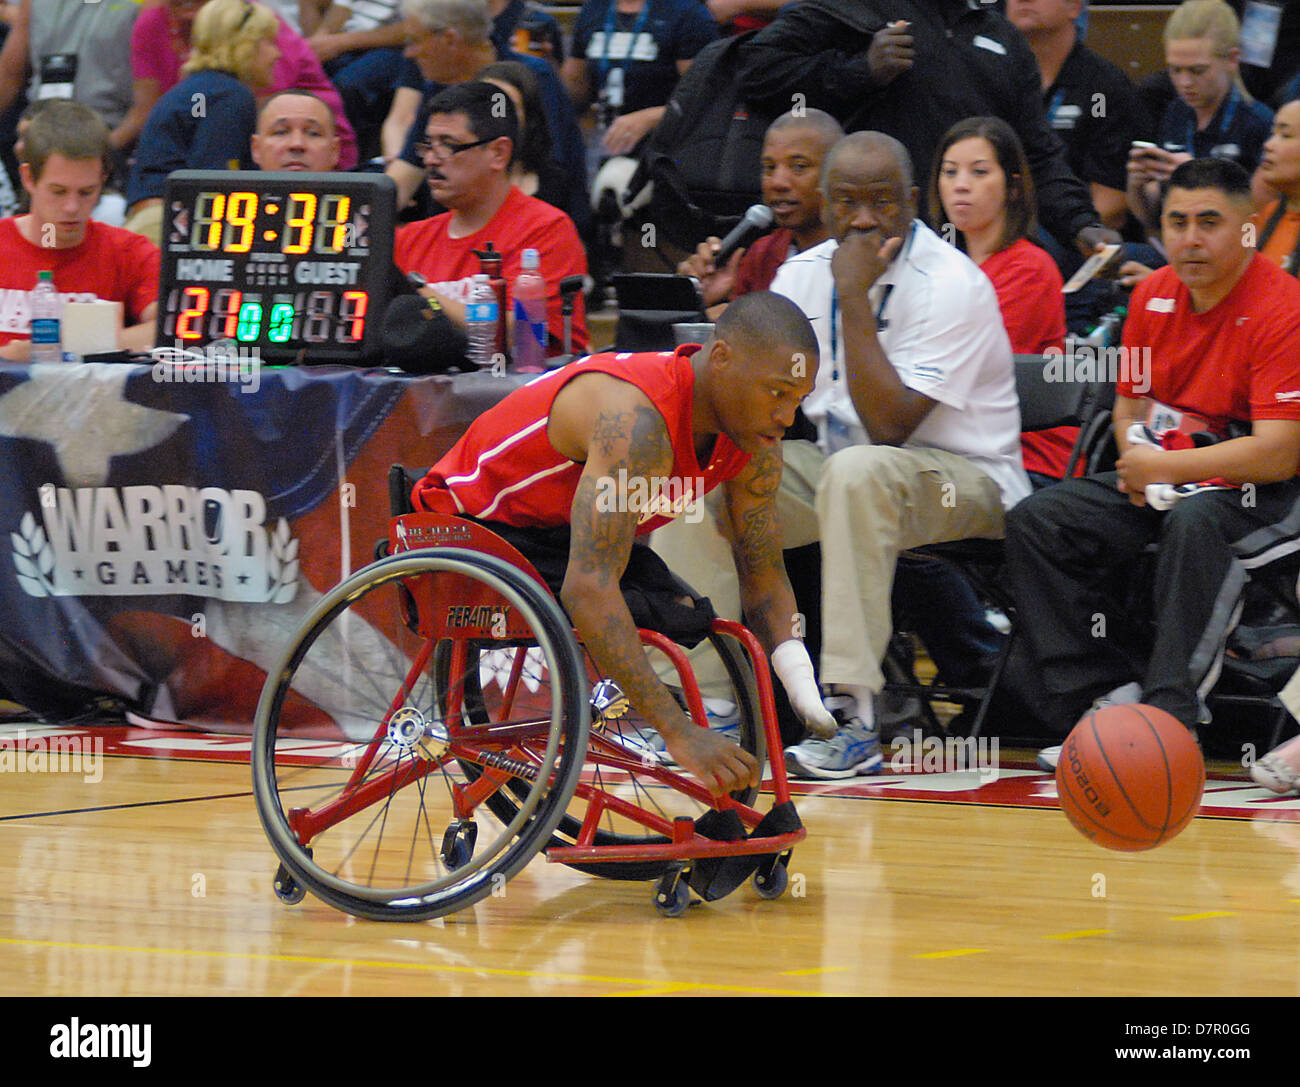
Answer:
[
  {"left": 704, "top": 697, "right": 741, "bottom": 743},
  {"left": 784, "top": 719, "right": 883, "bottom": 780},
  {"left": 606, "top": 722, "right": 670, "bottom": 765}
]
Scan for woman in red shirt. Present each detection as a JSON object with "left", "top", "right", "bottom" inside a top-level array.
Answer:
[{"left": 931, "top": 115, "right": 1075, "bottom": 486}]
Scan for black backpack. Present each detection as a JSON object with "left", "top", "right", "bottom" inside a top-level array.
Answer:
[{"left": 632, "top": 30, "right": 774, "bottom": 251}]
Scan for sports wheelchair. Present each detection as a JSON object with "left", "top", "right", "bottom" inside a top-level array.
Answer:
[{"left": 252, "top": 500, "right": 805, "bottom": 921}]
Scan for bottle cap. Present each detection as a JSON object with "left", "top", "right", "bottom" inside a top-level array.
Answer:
[{"left": 38, "top": 270, "right": 53, "bottom": 281}]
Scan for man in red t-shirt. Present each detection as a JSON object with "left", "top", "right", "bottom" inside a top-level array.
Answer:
[
  {"left": 0, "top": 100, "right": 159, "bottom": 359},
  {"left": 1005, "top": 158, "right": 1300, "bottom": 761},
  {"left": 393, "top": 80, "right": 587, "bottom": 354},
  {"left": 677, "top": 109, "right": 843, "bottom": 312},
  {"left": 413, "top": 291, "right": 838, "bottom": 794}
]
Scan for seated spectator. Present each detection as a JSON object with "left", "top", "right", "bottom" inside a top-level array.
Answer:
[
  {"left": 476, "top": 60, "right": 578, "bottom": 219},
  {"left": 296, "top": 0, "right": 407, "bottom": 162},
  {"left": 932, "top": 115, "right": 1074, "bottom": 486},
  {"left": 1254, "top": 97, "right": 1300, "bottom": 274},
  {"left": 734, "top": 0, "right": 1119, "bottom": 262},
  {"left": 129, "top": 0, "right": 360, "bottom": 171},
  {"left": 677, "top": 108, "right": 843, "bottom": 312},
  {"left": 561, "top": 0, "right": 717, "bottom": 160},
  {"left": 250, "top": 88, "right": 341, "bottom": 170},
  {"left": 1008, "top": 0, "right": 1148, "bottom": 234},
  {"left": 1008, "top": 159, "right": 1300, "bottom": 773},
  {"left": 386, "top": 0, "right": 586, "bottom": 224},
  {"left": 1128, "top": 0, "right": 1274, "bottom": 234},
  {"left": 0, "top": 0, "right": 140, "bottom": 158},
  {"left": 655, "top": 131, "right": 1029, "bottom": 778},
  {"left": 0, "top": 99, "right": 159, "bottom": 359},
  {"left": 124, "top": 0, "right": 282, "bottom": 245},
  {"left": 392, "top": 81, "right": 588, "bottom": 352},
  {"left": 14, "top": 99, "right": 125, "bottom": 225}
]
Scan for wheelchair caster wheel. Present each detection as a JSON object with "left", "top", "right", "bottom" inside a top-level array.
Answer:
[
  {"left": 753, "top": 858, "right": 789, "bottom": 900},
  {"left": 654, "top": 871, "right": 693, "bottom": 917},
  {"left": 440, "top": 821, "right": 478, "bottom": 870},
  {"left": 273, "top": 863, "right": 306, "bottom": 905}
]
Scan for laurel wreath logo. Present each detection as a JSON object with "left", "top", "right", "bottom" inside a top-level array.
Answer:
[
  {"left": 265, "top": 518, "right": 299, "bottom": 603},
  {"left": 11, "top": 511, "right": 54, "bottom": 597}
]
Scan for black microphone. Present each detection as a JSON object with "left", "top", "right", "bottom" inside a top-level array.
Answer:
[{"left": 712, "top": 204, "right": 775, "bottom": 266}]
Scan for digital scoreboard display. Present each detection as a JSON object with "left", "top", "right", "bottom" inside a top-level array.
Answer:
[{"left": 155, "top": 171, "right": 398, "bottom": 364}]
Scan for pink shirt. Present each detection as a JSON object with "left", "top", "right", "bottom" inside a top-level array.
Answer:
[{"left": 131, "top": 3, "right": 358, "bottom": 169}]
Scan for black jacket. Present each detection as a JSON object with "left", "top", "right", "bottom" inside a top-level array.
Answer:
[{"left": 736, "top": 0, "right": 1101, "bottom": 248}]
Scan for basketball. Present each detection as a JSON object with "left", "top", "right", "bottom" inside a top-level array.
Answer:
[{"left": 1055, "top": 704, "right": 1205, "bottom": 852}]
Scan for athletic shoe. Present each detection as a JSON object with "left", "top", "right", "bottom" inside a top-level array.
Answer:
[
  {"left": 1036, "top": 683, "right": 1143, "bottom": 772},
  {"left": 1252, "top": 754, "right": 1300, "bottom": 796},
  {"left": 1036, "top": 745, "right": 1062, "bottom": 772},
  {"left": 784, "top": 719, "right": 883, "bottom": 780},
  {"left": 605, "top": 722, "right": 669, "bottom": 765},
  {"left": 704, "top": 697, "right": 741, "bottom": 743}
]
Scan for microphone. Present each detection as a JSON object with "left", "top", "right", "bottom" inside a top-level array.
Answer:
[{"left": 712, "top": 204, "right": 775, "bottom": 267}]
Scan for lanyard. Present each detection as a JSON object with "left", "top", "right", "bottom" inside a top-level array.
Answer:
[
  {"left": 598, "top": 0, "right": 651, "bottom": 81},
  {"left": 1186, "top": 84, "right": 1239, "bottom": 152},
  {"left": 829, "top": 282, "right": 894, "bottom": 382}
]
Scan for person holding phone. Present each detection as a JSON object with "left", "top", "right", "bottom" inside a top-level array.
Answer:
[{"left": 1127, "top": 0, "right": 1273, "bottom": 235}]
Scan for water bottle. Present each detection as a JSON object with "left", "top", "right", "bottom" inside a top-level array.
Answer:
[
  {"left": 466, "top": 273, "right": 498, "bottom": 369},
  {"left": 30, "top": 270, "right": 62, "bottom": 363},
  {"left": 512, "top": 249, "right": 547, "bottom": 372}
]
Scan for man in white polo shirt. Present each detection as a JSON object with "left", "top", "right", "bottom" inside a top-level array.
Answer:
[
  {"left": 771, "top": 130, "right": 1029, "bottom": 778},
  {"left": 659, "top": 130, "right": 1028, "bottom": 778}
]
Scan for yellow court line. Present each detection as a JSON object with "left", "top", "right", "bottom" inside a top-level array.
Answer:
[
  {"left": 914, "top": 948, "right": 988, "bottom": 959},
  {"left": 1169, "top": 911, "right": 1237, "bottom": 921},
  {"left": 778, "top": 967, "right": 849, "bottom": 977},
  {"left": 1044, "top": 929, "right": 1113, "bottom": 940},
  {"left": 0, "top": 936, "right": 824, "bottom": 996}
]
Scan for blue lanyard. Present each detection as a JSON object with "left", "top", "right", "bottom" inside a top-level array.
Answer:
[
  {"left": 1186, "top": 84, "right": 1239, "bottom": 152},
  {"left": 598, "top": 0, "right": 651, "bottom": 81},
  {"left": 1046, "top": 88, "right": 1065, "bottom": 125},
  {"left": 829, "top": 282, "right": 894, "bottom": 382}
]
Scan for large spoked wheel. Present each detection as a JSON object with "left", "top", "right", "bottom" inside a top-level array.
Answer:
[
  {"left": 453, "top": 629, "right": 765, "bottom": 881},
  {"left": 252, "top": 550, "right": 589, "bottom": 922}
]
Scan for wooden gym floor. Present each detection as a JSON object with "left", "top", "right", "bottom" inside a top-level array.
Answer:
[{"left": 2, "top": 719, "right": 1297, "bottom": 1000}]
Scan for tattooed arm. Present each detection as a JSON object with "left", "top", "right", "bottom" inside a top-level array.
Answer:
[
  {"left": 719, "top": 442, "right": 799, "bottom": 652},
  {"left": 552, "top": 375, "right": 760, "bottom": 794},
  {"left": 721, "top": 444, "right": 838, "bottom": 738}
]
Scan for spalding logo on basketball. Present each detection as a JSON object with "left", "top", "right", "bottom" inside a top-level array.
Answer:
[{"left": 1055, "top": 703, "right": 1205, "bottom": 852}]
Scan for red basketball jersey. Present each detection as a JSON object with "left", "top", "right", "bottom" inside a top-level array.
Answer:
[{"left": 413, "top": 346, "right": 751, "bottom": 534}]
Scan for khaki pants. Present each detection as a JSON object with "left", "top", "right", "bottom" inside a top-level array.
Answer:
[{"left": 650, "top": 440, "right": 1005, "bottom": 695}]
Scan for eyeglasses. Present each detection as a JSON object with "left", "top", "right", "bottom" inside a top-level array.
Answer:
[{"left": 416, "top": 135, "right": 496, "bottom": 161}]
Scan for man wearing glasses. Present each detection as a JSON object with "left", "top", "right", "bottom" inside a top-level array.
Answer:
[{"left": 393, "top": 80, "right": 588, "bottom": 353}]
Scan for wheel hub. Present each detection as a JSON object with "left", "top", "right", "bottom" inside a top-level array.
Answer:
[{"left": 386, "top": 706, "right": 448, "bottom": 756}]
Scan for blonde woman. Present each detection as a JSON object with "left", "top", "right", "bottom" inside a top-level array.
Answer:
[
  {"left": 1127, "top": 0, "right": 1272, "bottom": 233},
  {"left": 123, "top": 0, "right": 281, "bottom": 245}
]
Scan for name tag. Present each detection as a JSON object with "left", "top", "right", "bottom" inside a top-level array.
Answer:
[{"left": 1146, "top": 297, "right": 1176, "bottom": 314}]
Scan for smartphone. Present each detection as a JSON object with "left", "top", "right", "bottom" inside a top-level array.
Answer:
[{"left": 1063, "top": 243, "right": 1122, "bottom": 294}]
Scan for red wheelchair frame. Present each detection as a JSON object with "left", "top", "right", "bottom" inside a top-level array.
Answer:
[{"left": 252, "top": 509, "right": 805, "bottom": 919}]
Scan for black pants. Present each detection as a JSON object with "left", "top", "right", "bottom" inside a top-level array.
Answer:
[
  {"left": 471, "top": 519, "right": 717, "bottom": 649},
  {"left": 1004, "top": 472, "right": 1300, "bottom": 731}
]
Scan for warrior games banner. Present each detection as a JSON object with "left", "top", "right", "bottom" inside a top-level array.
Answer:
[{"left": 0, "top": 361, "right": 523, "bottom": 728}]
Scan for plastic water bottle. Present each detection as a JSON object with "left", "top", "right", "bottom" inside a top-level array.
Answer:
[
  {"left": 30, "top": 270, "right": 62, "bottom": 363},
  {"left": 512, "top": 249, "right": 547, "bottom": 372},
  {"left": 466, "top": 273, "right": 498, "bottom": 369}
]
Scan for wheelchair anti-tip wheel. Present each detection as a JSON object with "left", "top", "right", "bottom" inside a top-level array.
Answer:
[{"left": 252, "top": 549, "right": 589, "bottom": 922}]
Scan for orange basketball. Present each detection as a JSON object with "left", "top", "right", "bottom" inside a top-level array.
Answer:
[{"left": 1055, "top": 703, "right": 1205, "bottom": 852}]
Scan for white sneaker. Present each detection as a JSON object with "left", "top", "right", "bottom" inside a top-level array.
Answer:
[
  {"left": 1252, "top": 754, "right": 1300, "bottom": 796},
  {"left": 1038, "top": 684, "right": 1143, "bottom": 771},
  {"left": 785, "top": 719, "right": 883, "bottom": 780},
  {"left": 1036, "top": 745, "right": 1061, "bottom": 772}
]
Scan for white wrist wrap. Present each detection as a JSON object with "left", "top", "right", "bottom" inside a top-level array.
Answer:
[{"left": 771, "top": 640, "right": 818, "bottom": 703}]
